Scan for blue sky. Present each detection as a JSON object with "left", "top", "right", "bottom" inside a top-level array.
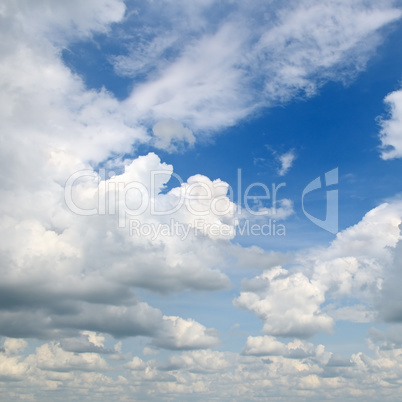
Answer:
[{"left": 2, "top": 0, "right": 402, "bottom": 400}]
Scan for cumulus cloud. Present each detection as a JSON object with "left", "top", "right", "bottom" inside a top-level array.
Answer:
[
  {"left": 27, "top": 342, "right": 109, "bottom": 373},
  {"left": 234, "top": 267, "right": 334, "bottom": 338},
  {"left": 151, "top": 316, "right": 219, "bottom": 350},
  {"left": 158, "top": 349, "right": 232, "bottom": 373},
  {"left": 243, "top": 336, "right": 317, "bottom": 358},
  {"left": 0, "top": 2, "right": 241, "bottom": 343},
  {"left": 0, "top": 342, "right": 28, "bottom": 381},
  {"left": 308, "top": 202, "right": 402, "bottom": 304},
  {"left": 379, "top": 89, "right": 402, "bottom": 159},
  {"left": 234, "top": 201, "right": 402, "bottom": 338},
  {"left": 0, "top": 149, "right": 236, "bottom": 342},
  {"left": 2, "top": 339, "right": 27, "bottom": 356},
  {"left": 296, "top": 201, "right": 402, "bottom": 325},
  {"left": 2, "top": 334, "right": 402, "bottom": 400}
]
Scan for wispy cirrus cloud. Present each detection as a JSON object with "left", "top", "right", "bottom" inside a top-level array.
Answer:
[{"left": 121, "top": 0, "right": 402, "bottom": 135}]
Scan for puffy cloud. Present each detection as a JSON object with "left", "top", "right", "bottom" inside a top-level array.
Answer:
[
  {"left": 243, "top": 336, "right": 317, "bottom": 358},
  {"left": 234, "top": 267, "right": 333, "bottom": 338},
  {"left": 159, "top": 350, "right": 232, "bottom": 373},
  {"left": 0, "top": 150, "right": 236, "bottom": 342},
  {"left": 293, "top": 201, "right": 402, "bottom": 326},
  {"left": 234, "top": 201, "right": 402, "bottom": 338},
  {"left": 2, "top": 336, "right": 402, "bottom": 400},
  {"left": 2, "top": 339, "right": 27, "bottom": 356},
  {"left": 308, "top": 202, "right": 402, "bottom": 304},
  {"left": 151, "top": 316, "right": 219, "bottom": 350},
  {"left": 0, "top": 349, "right": 28, "bottom": 381},
  {"left": 0, "top": 0, "right": 143, "bottom": 171},
  {"left": 27, "top": 342, "right": 109, "bottom": 373},
  {"left": 125, "top": 356, "right": 148, "bottom": 371},
  {"left": 243, "top": 335, "right": 289, "bottom": 356},
  {"left": 1, "top": 0, "right": 402, "bottom": 399},
  {"left": 379, "top": 89, "right": 402, "bottom": 159}
]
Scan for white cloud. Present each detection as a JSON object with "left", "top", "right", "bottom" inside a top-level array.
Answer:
[
  {"left": 125, "top": 356, "right": 148, "bottom": 371},
  {"left": 2, "top": 335, "right": 402, "bottom": 400},
  {"left": 2, "top": 339, "right": 27, "bottom": 356},
  {"left": 379, "top": 89, "right": 402, "bottom": 159},
  {"left": 0, "top": 150, "right": 237, "bottom": 341},
  {"left": 307, "top": 201, "right": 402, "bottom": 304},
  {"left": 152, "top": 316, "right": 219, "bottom": 350},
  {"left": 123, "top": 0, "right": 402, "bottom": 134},
  {"left": 27, "top": 342, "right": 108, "bottom": 373},
  {"left": 278, "top": 150, "right": 296, "bottom": 176},
  {"left": 124, "top": 21, "right": 251, "bottom": 131},
  {"left": 159, "top": 349, "right": 232, "bottom": 373},
  {"left": 0, "top": 346, "right": 28, "bottom": 381},
  {"left": 152, "top": 118, "right": 195, "bottom": 152},
  {"left": 234, "top": 267, "right": 334, "bottom": 338},
  {"left": 234, "top": 200, "right": 402, "bottom": 337},
  {"left": 0, "top": 0, "right": 402, "bottom": 399},
  {"left": 243, "top": 336, "right": 318, "bottom": 359},
  {"left": 243, "top": 335, "right": 289, "bottom": 356}
]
